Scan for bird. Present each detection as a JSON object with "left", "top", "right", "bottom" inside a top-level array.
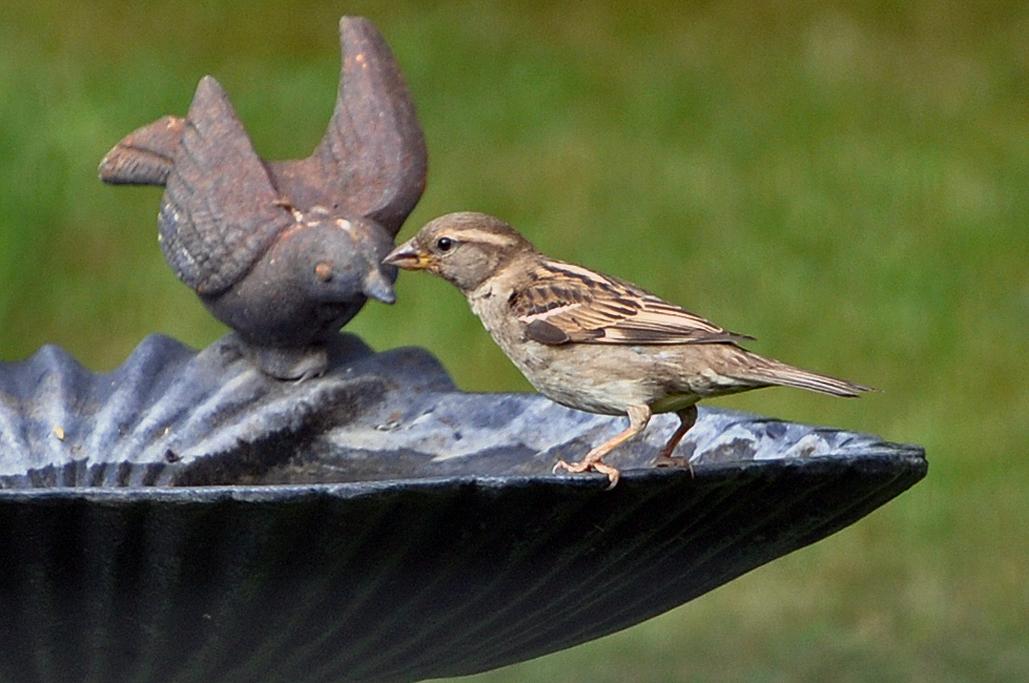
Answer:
[
  {"left": 384, "top": 212, "right": 872, "bottom": 487},
  {"left": 97, "top": 17, "right": 427, "bottom": 379}
]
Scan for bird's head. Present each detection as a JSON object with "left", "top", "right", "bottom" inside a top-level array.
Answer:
[
  {"left": 286, "top": 210, "right": 397, "bottom": 305},
  {"left": 383, "top": 212, "right": 533, "bottom": 293}
]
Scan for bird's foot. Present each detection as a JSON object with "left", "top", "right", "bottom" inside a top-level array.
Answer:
[
  {"left": 653, "top": 454, "right": 694, "bottom": 478},
  {"left": 553, "top": 459, "right": 620, "bottom": 489}
]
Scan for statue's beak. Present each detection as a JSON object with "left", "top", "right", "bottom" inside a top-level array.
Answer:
[
  {"left": 362, "top": 268, "right": 396, "bottom": 304},
  {"left": 383, "top": 239, "right": 431, "bottom": 270}
]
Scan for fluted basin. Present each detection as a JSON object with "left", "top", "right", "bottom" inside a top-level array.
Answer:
[{"left": 0, "top": 335, "right": 926, "bottom": 682}]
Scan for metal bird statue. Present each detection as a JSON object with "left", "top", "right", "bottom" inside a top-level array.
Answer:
[{"left": 99, "top": 16, "right": 427, "bottom": 379}]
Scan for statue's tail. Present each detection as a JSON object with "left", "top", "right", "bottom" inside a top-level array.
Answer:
[{"left": 98, "top": 115, "right": 184, "bottom": 186}]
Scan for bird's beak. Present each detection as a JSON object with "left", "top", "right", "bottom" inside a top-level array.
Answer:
[
  {"left": 383, "top": 239, "right": 432, "bottom": 270},
  {"left": 362, "top": 268, "right": 396, "bottom": 304}
]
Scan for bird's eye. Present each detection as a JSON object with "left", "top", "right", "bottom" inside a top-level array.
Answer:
[
  {"left": 314, "top": 261, "right": 333, "bottom": 282},
  {"left": 436, "top": 237, "right": 454, "bottom": 252}
]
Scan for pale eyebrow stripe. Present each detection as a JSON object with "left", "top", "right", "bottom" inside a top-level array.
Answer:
[{"left": 448, "top": 228, "right": 520, "bottom": 247}]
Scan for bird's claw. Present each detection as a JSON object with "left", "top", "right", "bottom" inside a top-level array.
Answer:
[
  {"left": 653, "top": 455, "right": 695, "bottom": 478},
  {"left": 553, "top": 459, "right": 620, "bottom": 489},
  {"left": 552, "top": 459, "right": 587, "bottom": 475}
]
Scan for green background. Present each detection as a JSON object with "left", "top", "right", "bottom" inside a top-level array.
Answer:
[{"left": 1, "top": 2, "right": 1025, "bottom": 680}]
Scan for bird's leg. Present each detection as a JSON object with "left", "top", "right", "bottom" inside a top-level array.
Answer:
[
  {"left": 653, "top": 405, "right": 698, "bottom": 476},
  {"left": 553, "top": 404, "right": 651, "bottom": 489}
]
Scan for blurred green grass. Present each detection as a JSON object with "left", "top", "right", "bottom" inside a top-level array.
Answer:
[{"left": 1, "top": 1, "right": 1026, "bottom": 680}]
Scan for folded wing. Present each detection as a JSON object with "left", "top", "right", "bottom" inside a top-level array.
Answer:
[{"left": 511, "top": 260, "right": 754, "bottom": 346}]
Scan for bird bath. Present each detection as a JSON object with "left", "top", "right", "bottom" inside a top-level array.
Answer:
[{"left": 0, "top": 334, "right": 926, "bottom": 682}]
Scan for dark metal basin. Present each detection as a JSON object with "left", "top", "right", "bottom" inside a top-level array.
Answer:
[{"left": 0, "top": 335, "right": 926, "bottom": 682}]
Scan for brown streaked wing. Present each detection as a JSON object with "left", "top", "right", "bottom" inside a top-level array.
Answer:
[{"left": 512, "top": 260, "right": 753, "bottom": 346}]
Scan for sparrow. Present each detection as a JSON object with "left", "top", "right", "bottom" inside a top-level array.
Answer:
[
  {"left": 97, "top": 17, "right": 427, "bottom": 379},
  {"left": 384, "top": 212, "right": 872, "bottom": 487}
]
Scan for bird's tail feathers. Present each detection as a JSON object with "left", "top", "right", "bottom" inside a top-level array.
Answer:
[
  {"left": 739, "top": 358, "right": 873, "bottom": 397},
  {"left": 98, "top": 115, "right": 184, "bottom": 186}
]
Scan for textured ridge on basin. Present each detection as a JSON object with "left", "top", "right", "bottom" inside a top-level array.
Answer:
[
  {"left": 0, "top": 334, "right": 926, "bottom": 682},
  {"left": 0, "top": 333, "right": 453, "bottom": 487},
  {"left": 2, "top": 333, "right": 913, "bottom": 487}
]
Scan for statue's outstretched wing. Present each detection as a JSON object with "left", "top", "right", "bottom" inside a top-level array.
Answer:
[
  {"left": 313, "top": 16, "right": 428, "bottom": 236},
  {"left": 159, "top": 76, "right": 293, "bottom": 295}
]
